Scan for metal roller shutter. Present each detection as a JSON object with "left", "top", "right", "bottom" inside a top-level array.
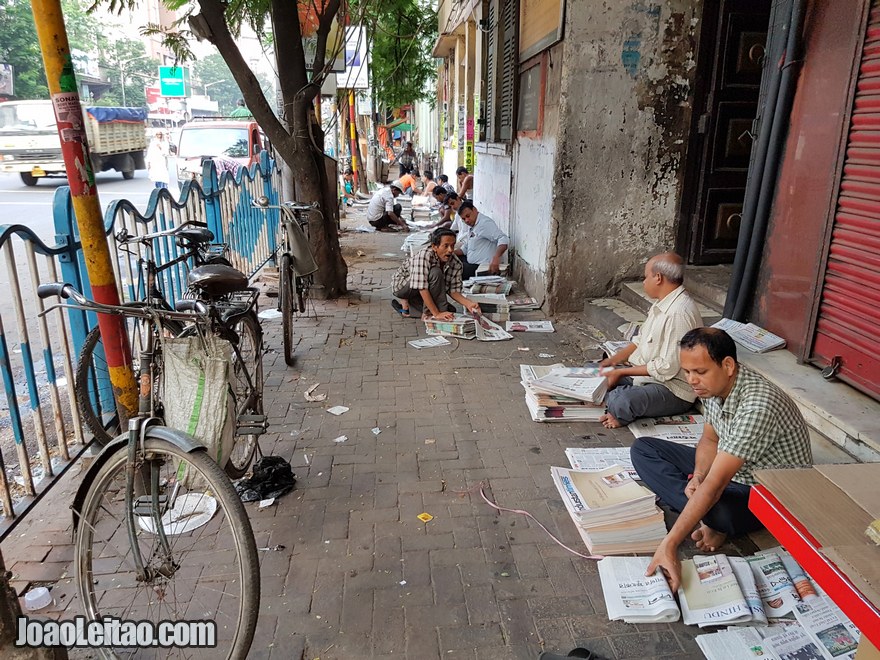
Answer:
[{"left": 812, "top": 0, "right": 880, "bottom": 399}]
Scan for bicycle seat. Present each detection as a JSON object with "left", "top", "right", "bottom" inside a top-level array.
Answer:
[
  {"left": 176, "top": 227, "right": 215, "bottom": 245},
  {"left": 187, "top": 264, "right": 248, "bottom": 297}
]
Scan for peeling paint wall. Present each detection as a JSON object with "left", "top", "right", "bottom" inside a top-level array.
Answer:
[
  {"left": 511, "top": 42, "right": 565, "bottom": 305},
  {"left": 474, "top": 146, "right": 513, "bottom": 234},
  {"left": 546, "top": 0, "right": 701, "bottom": 312}
]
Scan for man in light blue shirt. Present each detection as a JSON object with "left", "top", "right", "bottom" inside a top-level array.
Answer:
[{"left": 455, "top": 201, "right": 509, "bottom": 279}]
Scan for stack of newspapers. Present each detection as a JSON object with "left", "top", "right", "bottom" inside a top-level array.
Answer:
[
  {"left": 527, "top": 365, "right": 608, "bottom": 403},
  {"left": 424, "top": 314, "right": 476, "bottom": 339},
  {"left": 508, "top": 296, "right": 540, "bottom": 311},
  {"left": 464, "top": 275, "right": 514, "bottom": 295},
  {"left": 551, "top": 465, "right": 667, "bottom": 554},
  {"left": 520, "top": 365, "right": 605, "bottom": 422},
  {"left": 467, "top": 293, "right": 510, "bottom": 322}
]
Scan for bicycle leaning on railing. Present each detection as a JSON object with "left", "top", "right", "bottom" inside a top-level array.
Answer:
[
  {"left": 252, "top": 196, "right": 319, "bottom": 366},
  {"left": 75, "top": 220, "right": 265, "bottom": 478},
  {"left": 39, "top": 282, "right": 259, "bottom": 660}
]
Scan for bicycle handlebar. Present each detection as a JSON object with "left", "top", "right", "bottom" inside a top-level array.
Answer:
[
  {"left": 115, "top": 221, "right": 209, "bottom": 246},
  {"left": 38, "top": 282, "right": 210, "bottom": 323}
]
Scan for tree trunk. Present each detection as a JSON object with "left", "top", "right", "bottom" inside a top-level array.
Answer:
[{"left": 197, "top": 0, "right": 348, "bottom": 297}]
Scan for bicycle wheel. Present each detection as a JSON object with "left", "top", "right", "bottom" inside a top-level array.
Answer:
[
  {"left": 280, "top": 253, "right": 296, "bottom": 366},
  {"left": 75, "top": 311, "right": 183, "bottom": 446},
  {"left": 226, "top": 312, "right": 263, "bottom": 479},
  {"left": 75, "top": 427, "right": 260, "bottom": 659}
]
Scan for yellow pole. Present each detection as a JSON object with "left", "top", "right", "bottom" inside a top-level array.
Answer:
[{"left": 30, "top": 0, "right": 138, "bottom": 420}]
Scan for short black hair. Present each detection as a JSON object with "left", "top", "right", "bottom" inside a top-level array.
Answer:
[
  {"left": 445, "top": 191, "right": 459, "bottom": 202},
  {"left": 438, "top": 174, "right": 449, "bottom": 183},
  {"left": 431, "top": 228, "right": 456, "bottom": 245},
  {"left": 424, "top": 170, "right": 433, "bottom": 180},
  {"left": 458, "top": 200, "right": 475, "bottom": 213},
  {"left": 344, "top": 168, "right": 353, "bottom": 175},
  {"left": 680, "top": 328, "right": 737, "bottom": 365},
  {"left": 432, "top": 186, "right": 447, "bottom": 198},
  {"left": 456, "top": 166, "right": 468, "bottom": 175}
]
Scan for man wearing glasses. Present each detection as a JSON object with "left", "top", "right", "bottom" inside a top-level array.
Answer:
[{"left": 455, "top": 201, "right": 509, "bottom": 279}]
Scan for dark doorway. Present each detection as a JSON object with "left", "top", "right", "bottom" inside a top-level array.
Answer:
[{"left": 680, "top": 0, "right": 771, "bottom": 264}]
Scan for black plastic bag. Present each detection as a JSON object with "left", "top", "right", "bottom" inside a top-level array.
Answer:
[{"left": 234, "top": 455, "right": 296, "bottom": 502}]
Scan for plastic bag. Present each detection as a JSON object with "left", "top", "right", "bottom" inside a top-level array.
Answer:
[{"left": 234, "top": 456, "right": 296, "bottom": 502}]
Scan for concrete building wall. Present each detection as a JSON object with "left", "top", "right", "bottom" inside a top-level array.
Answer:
[
  {"left": 474, "top": 146, "right": 512, "bottom": 234},
  {"left": 545, "top": 0, "right": 701, "bottom": 311}
]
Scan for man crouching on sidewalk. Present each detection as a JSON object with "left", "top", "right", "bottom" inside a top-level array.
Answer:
[
  {"left": 635, "top": 327, "right": 812, "bottom": 591},
  {"left": 391, "top": 229, "right": 481, "bottom": 319}
]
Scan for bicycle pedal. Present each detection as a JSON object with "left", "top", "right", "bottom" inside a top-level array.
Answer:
[
  {"left": 236, "top": 414, "right": 268, "bottom": 436},
  {"left": 133, "top": 494, "right": 168, "bottom": 517}
]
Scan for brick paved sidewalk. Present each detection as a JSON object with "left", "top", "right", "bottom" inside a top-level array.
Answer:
[{"left": 1, "top": 226, "right": 706, "bottom": 659}]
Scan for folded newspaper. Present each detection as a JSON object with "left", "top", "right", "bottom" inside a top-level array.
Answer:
[
  {"left": 528, "top": 366, "right": 608, "bottom": 404},
  {"left": 506, "top": 320, "right": 555, "bottom": 333},
  {"left": 565, "top": 447, "right": 639, "bottom": 480},
  {"left": 598, "top": 556, "right": 681, "bottom": 623},
  {"left": 628, "top": 415, "right": 704, "bottom": 445},
  {"left": 712, "top": 318, "right": 786, "bottom": 353}
]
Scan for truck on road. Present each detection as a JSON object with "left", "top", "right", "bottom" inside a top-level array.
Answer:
[{"left": 0, "top": 100, "right": 148, "bottom": 186}]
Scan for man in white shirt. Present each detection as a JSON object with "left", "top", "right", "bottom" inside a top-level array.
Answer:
[
  {"left": 367, "top": 181, "right": 408, "bottom": 231},
  {"left": 598, "top": 253, "right": 703, "bottom": 428},
  {"left": 455, "top": 201, "right": 509, "bottom": 279}
]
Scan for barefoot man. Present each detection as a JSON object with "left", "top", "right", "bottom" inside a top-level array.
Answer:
[
  {"left": 599, "top": 253, "right": 702, "bottom": 429},
  {"left": 635, "top": 328, "right": 812, "bottom": 591}
]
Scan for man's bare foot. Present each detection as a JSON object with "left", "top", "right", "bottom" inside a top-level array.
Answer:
[
  {"left": 691, "top": 524, "right": 727, "bottom": 552},
  {"left": 599, "top": 412, "right": 623, "bottom": 429}
]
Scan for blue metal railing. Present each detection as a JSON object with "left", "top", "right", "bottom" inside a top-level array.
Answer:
[{"left": 0, "top": 150, "right": 282, "bottom": 536}]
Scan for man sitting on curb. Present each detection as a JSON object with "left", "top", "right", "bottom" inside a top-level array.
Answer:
[
  {"left": 636, "top": 327, "right": 812, "bottom": 591},
  {"left": 599, "top": 253, "right": 702, "bottom": 429},
  {"left": 367, "top": 180, "right": 409, "bottom": 232},
  {"left": 455, "top": 201, "right": 508, "bottom": 279},
  {"left": 391, "top": 229, "right": 481, "bottom": 319}
]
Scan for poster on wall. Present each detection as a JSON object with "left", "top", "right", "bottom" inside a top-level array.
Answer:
[{"left": 519, "top": 0, "right": 565, "bottom": 62}]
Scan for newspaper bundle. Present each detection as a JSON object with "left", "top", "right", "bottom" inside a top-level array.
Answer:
[
  {"left": 745, "top": 551, "right": 803, "bottom": 618},
  {"left": 506, "top": 320, "right": 555, "bottom": 332},
  {"left": 528, "top": 366, "right": 608, "bottom": 404},
  {"left": 551, "top": 466, "right": 666, "bottom": 554},
  {"left": 520, "top": 365, "right": 605, "bottom": 422},
  {"left": 678, "top": 555, "right": 755, "bottom": 627},
  {"left": 564, "top": 447, "right": 639, "bottom": 480}
]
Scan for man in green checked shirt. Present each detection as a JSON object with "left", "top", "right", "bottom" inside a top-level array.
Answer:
[{"left": 632, "top": 327, "right": 812, "bottom": 591}]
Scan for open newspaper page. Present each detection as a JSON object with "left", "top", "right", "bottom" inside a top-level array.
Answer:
[
  {"left": 565, "top": 448, "right": 639, "bottom": 480},
  {"left": 765, "top": 624, "right": 833, "bottom": 660},
  {"left": 730, "top": 556, "right": 768, "bottom": 625},
  {"left": 598, "top": 556, "right": 680, "bottom": 623},
  {"left": 747, "top": 552, "right": 802, "bottom": 618},
  {"left": 794, "top": 596, "right": 860, "bottom": 660},
  {"left": 695, "top": 626, "right": 772, "bottom": 660},
  {"left": 628, "top": 415, "right": 704, "bottom": 444},
  {"left": 472, "top": 311, "right": 513, "bottom": 341},
  {"left": 678, "top": 554, "right": 753, "bottom": 627}
]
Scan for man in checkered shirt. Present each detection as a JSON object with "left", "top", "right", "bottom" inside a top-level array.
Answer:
[
  {"left": 391, "top": 229, "right": 482, "bottom": 319},
  {"left": 632, "top": 327, "right": 811, "bottom": 591}
]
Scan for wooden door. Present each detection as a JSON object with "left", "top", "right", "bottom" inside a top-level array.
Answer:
[{"left": 683, "top": 0, "right": 771, "bottom": 264}]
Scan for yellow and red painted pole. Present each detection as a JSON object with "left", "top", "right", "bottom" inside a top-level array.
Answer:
[
  {"left": 348, "top": 90, "right": 360, "bottom": 189},
  {"left": 30, "top": 0, "right": 138, "bottom": 420}
]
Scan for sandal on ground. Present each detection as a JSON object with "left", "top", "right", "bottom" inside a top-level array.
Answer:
[
  {"left": 538, "top": 648, "right": 601, "bottom": 660},
  {"left": 390, "top": 300, "right": 412, "bottom": 318}
]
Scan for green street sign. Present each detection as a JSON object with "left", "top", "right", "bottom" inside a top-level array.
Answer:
[{"left": 158, "top": 66, "right": 190, "bottom": 97}]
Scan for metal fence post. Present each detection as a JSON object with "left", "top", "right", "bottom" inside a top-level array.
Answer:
[{"left": 202, "top": 161, "right": 224, "bottom": 243}]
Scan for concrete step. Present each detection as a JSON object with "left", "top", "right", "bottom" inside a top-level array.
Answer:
[
  {"left": 577, "top": 295, "right": 880, "bottom": 462},
  {"left": 684, "top": 264, "right": 730, "bottom": 311}
]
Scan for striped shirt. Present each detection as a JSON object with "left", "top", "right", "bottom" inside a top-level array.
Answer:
[
  {"left": 392, "top": 245, "right": 463, "bottom": 294},
  {"left": 704, "top": 364, "right": 812, "bottom": 485},
  {"left": 630, "top": 286, "right": 703, "bottom": 401}
]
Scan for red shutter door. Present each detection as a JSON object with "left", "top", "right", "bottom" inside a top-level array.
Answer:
[{"left": 812, "top": 1, "right": 880, "bottom": 399}]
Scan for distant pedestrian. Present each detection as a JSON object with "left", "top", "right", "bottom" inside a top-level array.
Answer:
[
  {"left": 456, "top": 166, "right": 474, "bottom": 199},
  {"left": 146, "top": 131, "right": 169, "bottom": 189},
  {"left": 392, "top": 141, "right": 417, "bottom": 177},
  {"left": 230, "top": 99, "right": 253, "bottom": 119},
  {"left": 367, "top": 180, "right": 409, "bottom": 232}
]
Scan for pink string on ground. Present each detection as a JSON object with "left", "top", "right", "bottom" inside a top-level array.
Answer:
[{"left": 476, "top": 484, "right": 605, "bottom": 561}]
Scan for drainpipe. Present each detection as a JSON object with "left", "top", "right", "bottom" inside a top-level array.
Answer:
[
  {"left": 730, "top": 0, "right": 806, "bottom": 320},
  {"left": 30, "top": 0, "right": 138, "bottom": 421}
]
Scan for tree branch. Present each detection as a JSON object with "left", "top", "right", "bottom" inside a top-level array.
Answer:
[
  {"left": 312, "top": 0, "right": 341, "bottom": 78},
  {"left": 196, "top": 0, "right": 293, "bottom": 153}
]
